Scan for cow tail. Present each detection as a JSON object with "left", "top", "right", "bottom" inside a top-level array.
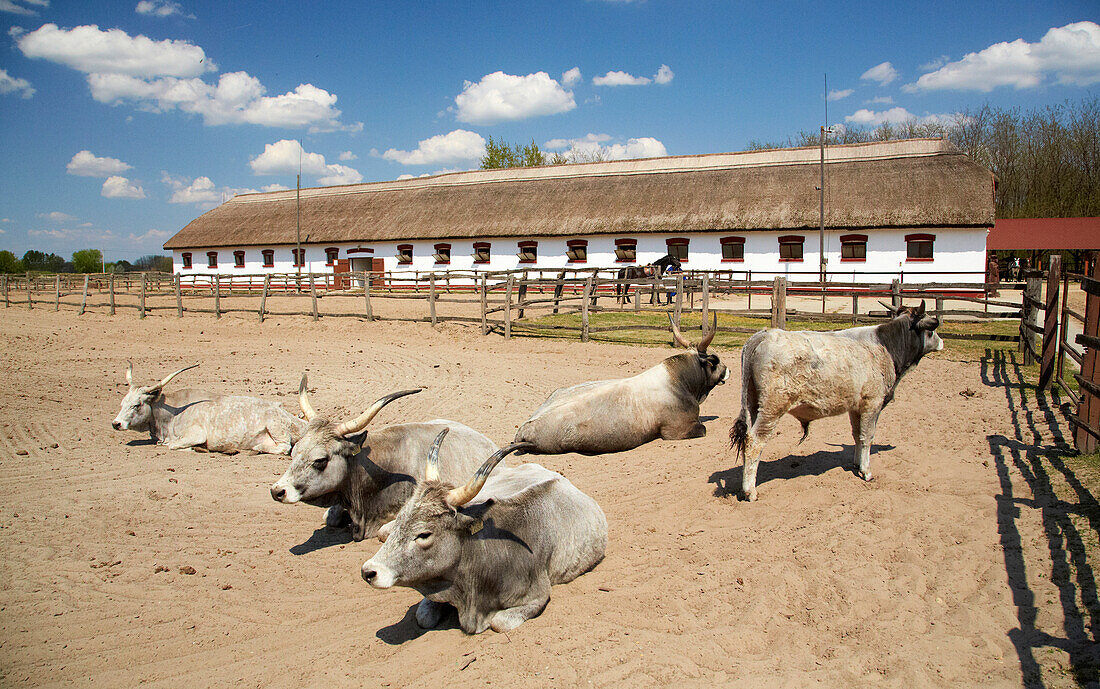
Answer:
[{"left": 729, "top": 410, "right": 748, "bottom": 464}]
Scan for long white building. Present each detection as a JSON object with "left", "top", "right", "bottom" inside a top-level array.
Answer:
[{"left": 164, "top": 138, "right": 995, "bottom": 284}]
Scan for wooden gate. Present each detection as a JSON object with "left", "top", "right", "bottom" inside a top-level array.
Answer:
[{"left": 1072, "top": 261, "right": 1100, "bottom": 452}]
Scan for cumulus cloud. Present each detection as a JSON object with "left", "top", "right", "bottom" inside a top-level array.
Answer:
[
  {"left": 861, "top": 62, "right": 898, "bottom": 85},
  {"left": 545, "top": 133, "right": 666, "bottom": 161},
  {"left": 827, "top": 88, "right": 854, "bottom": 101},
  {"left": 261, "top": 183, "right": 289, "bottom": 192},
  {"left": 102, "top": 176, "right": 146, "bottom": 199},
  {"left": 0, "top": 0, "right": 48, "bottom": 16},
  {"left": 135, "top": 0, "right": 192, "bottom": 18},
  {"left": 562, "top": 67, "right": 582, "bottom": 87},
  {"left": 653, "top": 64, "right": 674, "bottom": 84},
  {"left": 17, "top": 23, "right": 213, "bottom": 77},
  {"left": 67, "top": 150, "right": 132, "bottom": 177},
  {"left": 129, "top": 228, "right": 172, "bottom": 242},
  {"left": 162, "top": 173, "right": 259, "bottom": 206},
  {"left": 454, "top": 71, "right": 575, "bottom": 124},
  {"left": 0, "top": 68, "right": 34, "bottom": 98},
  {"left": 593, "top": 70, "right": 651, "bottom": 86},
  {"left": 866, "top": 96, "right": 895, "bottom": 105},
  {"left": 249, "top": 139, "right": 363, "bottom": 185},
  {"left": 383, "top": 130, "right": 486, "bottom": 166},
  {"left": 906, "top": 21, "right": 1100, "bottom": 92},
  {"left": 844, "top": 107, "right": 957, "bottom": 127},
  {"left": 338, "top": 151, "right": 357, "bottom": 161},
  {"left": 39, "top": 211, "right": 76, "bottom": 223}
]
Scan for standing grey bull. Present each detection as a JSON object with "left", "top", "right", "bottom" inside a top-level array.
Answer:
[
  {"left": 112, "top": 362, "right": 306, "bottom": 454},
  {"left": 514, "top": 314, "right": 728, "bottom": 454},
  {"left": 729, "top": 302, "right": 944, "bottom": 501},
  {"left": 361, "top": 428, "right": 607, "bottom": 634},
  {"left": 270, "top": 375, "right": 499, "bottom": 541}
]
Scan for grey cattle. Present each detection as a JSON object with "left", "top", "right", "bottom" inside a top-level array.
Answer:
[
  {"left": 270, "top": 375, "right": 499, "bottom": 541},
  {"left": 514, "top": 314, "right": 728, "bottom": 455},
  {"left": 362, "top": 428, "right": 607, "bottom": 634},
  {"left": 112, "top": 363, "right": 306, "bottom": 454},
  {"left": 729, "top": 302, "right": 944, "bottom": 501}
]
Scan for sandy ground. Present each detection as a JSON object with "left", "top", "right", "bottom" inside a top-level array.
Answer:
[{"left": 1, "top": 303, "right": 1097, "bottom": 689}]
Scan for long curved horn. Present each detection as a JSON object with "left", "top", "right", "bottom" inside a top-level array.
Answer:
[
  {"left": 446, "top": 442, "right": 535, "bottom": 508},
  {"left": 667, "top": 313, "right": 694, "bottom": 349},
  {"left": 298, "top": 374, "right": 317, "bottom": 421},
  {"left": 125, "top": 360, "right": 133, "bottom": 386},
  {"left": 333, "top": 388, "right": 422, "bottom": 438},
  {"left": 878, "top": 300, "right": 900, "bottom": 315},
  {"left": 423, "top": 427, "right": 447, "bottom": 482},
  {"left": 145, "top": 364, "right": 198, "bottom": 393},
  {"left": 697, "top": 312, "right": 718, "bottom": 353}
]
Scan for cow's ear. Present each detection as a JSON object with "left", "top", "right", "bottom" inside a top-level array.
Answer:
[
  {"left": 455, "top": 510, "right": 487, "bottom": 535},
  {"left": 345, "top": 429, "right": 369, "bottom": 449}
]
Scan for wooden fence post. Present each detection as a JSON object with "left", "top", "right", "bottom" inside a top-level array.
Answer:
[
  {"left": 770, "top": 277, "right": 788, "bottom": 329},
  {"left": 429, "top": 273, "right": 437, "bottom": 326},
  {"left": 109, "top": 274, "right": 116, "bottom": 315},
  {"left": 364, "top": 273, "right": 373, "bottom": 321},
  {"left": 2, "top": 275, "right": 7, "bottom": 308},
  {"left": 581, "top": 276, "right": 592, "bottom": 342},
  {"left": 851, "top": 294, "right": 859, "bottom": 324},
  {"left": 80, "top": 275, "right": 89, "bottom": 315},
  {"left": 309, "top": 273, "right": 318, "bottom": 321},
  {"left": 1038, "top": 255, "right": 1061, "bottom": 390},
  {"left": 517, "top": 270, "right": 528, "bottom": 320},
  {"left": 700, "top": 273, "right": 710, "bottom": 329},
  {"left": 54, "top": 275, "right": 60, "bottom": 311},
  {"left": 673, "top": 274, "right": 684, "bottom": 335},
  {"left": 259, "top": 274, "right": 270, "bottom": 323},
  {"left": 1073, "top": 261, "right": 1100, "bottom": 452},
  {"left": 1021, "top": 272, "right": 1042, "bottom": 365},
  {"left": 552, "top": 270, "right": 565, "bottom": 314},
  {"left": 504, "top": 275, "right": 514, "bottom": 340},
  {"left": 890, "top": 279, "right": 901, "bottom": 310},
  {"left": 174, "top": 275, "right": 183, "bottom": 318},
  {"left": 213, "top": 275, "right": 221, "bottom": 319},
  {"left": 139, "top": 273, "right": 147, "bottom": 319},
  {"left": 26, "top": 272, "right": 33, "bottom": 310},
  {"left": 935, "top": 296, "right": 945, "bottom": 323}
]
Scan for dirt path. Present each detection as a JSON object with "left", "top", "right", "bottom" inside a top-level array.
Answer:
[{"left": 0, "top": 308, "right": 1095, "bottom": 688}]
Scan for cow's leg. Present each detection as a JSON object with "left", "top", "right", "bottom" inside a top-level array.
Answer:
[
  {"left": 325, "top": 504, "right": 351, "bottom": 529},
  {"left": 740, "top": 420, "right": 776, "bottom": 502},
  {"left": 849, "top": 410, "right": 878, "bottom": 481},
  {"left": 660, "top": 419, "right": 706, "bottom": 440},
  {"left": 415, "top": 597, "right": 450, "bottom": 629},
  {"left": 166, "top": 427, "right": 206, "bottom": 451},
  {"left": 489, "top": 577, "right": 550, "bottom": 632}
]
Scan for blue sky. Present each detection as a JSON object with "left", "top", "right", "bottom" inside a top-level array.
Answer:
[{"left": 0, "top": 0, "right": 1097, "bottom": 261}]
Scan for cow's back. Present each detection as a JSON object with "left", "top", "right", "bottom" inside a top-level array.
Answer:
[{"left": 364, "top": 420, "right": 500, "bottom": 484}]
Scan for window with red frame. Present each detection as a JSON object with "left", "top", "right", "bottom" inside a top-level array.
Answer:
[
  {"left": 233, "top": 250, "right": 245, "bottom": 268},
  {"left": 207, "top": 251, "right": 218, "bottom": 268},
  {"left": 566, "top": 239, "right": 588, "bottom": 263},
  {"left": 614, "top": 238, "right": 637, "bottom": 262},
  {"left": 291, "top": 248, "right": 305, "bottom": 267},
  {"left": 325, "top": 247, "right": 339, "bottom": 265},
  {"left": 181, "top": 252, "right": 192, "bottom": 269},
  {"left": 840, "top": 234, "right": 867, "bottom": 262},
  {"left": 433, "top": 243, "right": 451, "bottom": 264},
  {"left": 720, "top": 236, "right": 745, "bottom": 261},
  {"left": 778, "top": 235, "right": 804, "bottom": 261},
  {"left": 517, "top": 241, "right": 537, "bottom": 264},
  {"left": 396, "top": 244, "right": 413, "bottom": 265},
  {"left": 906, "top": 233, "right": 934, "bottom": 261},
  {"left": 262, "top": 249, "right": 274, "bottom": 267},
  {"left": 473, "top": 242, "right": 491, "bottom": 264},
  {"left": 666, "top": 238, "right": 689, "bottom": 262}
]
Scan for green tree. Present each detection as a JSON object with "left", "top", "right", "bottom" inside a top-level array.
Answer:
[
  {"left": 480, "top": 137, "right": 546, "bottom": 169},
  {"left": 0, "top": 250, "right": 23, "bottom": 273},
  {"left": 72, "top": 248, "right": 103, "bottom": 273},
  {"left": 22, "top": 250, "right": 65, "bottom": 272}
]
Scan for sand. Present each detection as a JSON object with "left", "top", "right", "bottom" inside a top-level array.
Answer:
[{"left": 0, "top": 305, "right": 1093, "bottom": 688}]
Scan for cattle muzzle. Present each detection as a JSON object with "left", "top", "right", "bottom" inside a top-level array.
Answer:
[
  {"left": 361, "top": 560, "right": 396, "bottom": 588},
  {"left": 112, "top": 421, "right": 122, "bottom": 430}
]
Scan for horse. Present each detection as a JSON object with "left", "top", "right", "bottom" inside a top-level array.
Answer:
[{"left": 615, "top": 254, "right": 681, "bottom": 305}]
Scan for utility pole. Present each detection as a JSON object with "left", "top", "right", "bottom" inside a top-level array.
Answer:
[{"left": 295, "top": 139, "right": 303, "bottom": 278}]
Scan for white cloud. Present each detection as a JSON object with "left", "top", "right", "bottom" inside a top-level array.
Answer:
[
  {"left": 653, "top": 64, "right": 674, "bottom": 84},
  {"left": 0, "top": 68, "right": 34, "bottom": 98},
  {"left": 844, "top": 107, "right": 957, "bottom": 127},
  {"left": 261, "top": 183, "right": 289, "bottom": 192},
  {"left": 919, "top": 55, "right": 951, "bottom": 71},
  {"left": 338, "top": 150, "right": 357, "bottom": 161},
  {"left": 0, "top": 0, "right": 48, "bottom": 16},
  {"left": 249, "top": 139, "right": 363, "bottom": 185},
  {"left": 383, "top": 130, "right": 486, "bottom": 166},
  {"left": 866, "top": 96, "right": 895, "bottom": 105},
  {"left": 135, "top": 0, "right": 191, "bottom": 18},
  {"left": 67, "top": 150, "right": 132, "bottom": 177},
  {"left": 39, "top": 211, "right": 76, "bottom": 223},
  {"left": 861, "top": 62, "right": 898, "bottom": 85},
  {"left": 546, "top": 133, "right": 666, "bottom": 161},
  {"left": 129, "top": 228, "right": 171, "bottom": 242},
  {"left": 827, "top": 88, "right": 854, "bottom": 101},
  {"left": 593, "top": 70, "right": 651, "bottom": 86},
  {"left": 17, "top": 23, "right": 214, "bottom": 78},
  {"left": 162, "top": 173, "right": 259, "bottom": 206},
  {"left": 454, "top": 71, "right": 575, "bottom": 124},
  {"left": 906, "top": 21, "right": 1100, "bottom": 92},
  {"left": 562, "top": 67, "right": 582, "bottom": 88},
  {"left": 102, "top": 176, "right": 146, "bottom": 199},
  {"left": 545, "top": 133, "right": 611, "bottom": 149}
]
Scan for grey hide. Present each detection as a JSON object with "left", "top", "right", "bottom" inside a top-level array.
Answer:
[
  {"left": 362, "top": 431, "right": 607, "bottom": 634},
  {"left": 514, "top": 315, "right": 728, "bottom": 454},
  {"left": 112, "top": 364, "right": 306, "bottom": 455},
  {"left": 729, "top": 302, "right": 943, "bottom": 501}
]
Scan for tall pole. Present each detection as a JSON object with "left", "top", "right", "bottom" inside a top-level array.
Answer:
[
  {"left": 296, "top": 172, "right": 301, "bottom": 277},
  {"left": 819, "top": 74, "right": 827, "bottom": 287}
]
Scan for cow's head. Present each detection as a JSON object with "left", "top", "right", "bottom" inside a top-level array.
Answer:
[
  {"left": 361, "top": 429, "right": 529, "bottom": 590},
  {"left": 878, "top": 301, "right": 944, "bottom": 374},
  {"left": 112, "top": 362, "right": 198, "bottom": 432},
  {"left": 269, "top": 375, "right": 421, "bottom": 505},
  {"left": 666, "top": 313, "right": 729, "bottom": 401}
]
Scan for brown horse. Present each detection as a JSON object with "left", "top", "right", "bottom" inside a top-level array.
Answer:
[{"left": 615, "top": 255, "right": 680, "bottom": 305}]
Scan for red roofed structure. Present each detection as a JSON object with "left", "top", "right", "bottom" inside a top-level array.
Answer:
[{"left": 987, "top": 218, "right": 1100, "bottom": 250}]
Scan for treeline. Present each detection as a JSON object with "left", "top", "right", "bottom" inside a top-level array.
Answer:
[
  {"left": 0, "top": 249, "right": 172, "bottom": 274},
  {"left": 746, "top": 97, "right": 1099, "bottom": 219}
]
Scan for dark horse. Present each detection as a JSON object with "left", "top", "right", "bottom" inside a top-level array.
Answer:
[{"left": 616, "top": 254, "right": 681, "bottom": 305}]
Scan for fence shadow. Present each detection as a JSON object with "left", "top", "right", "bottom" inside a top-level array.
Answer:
[{"left": 981, "top": 348, "right": 1100, "bottom": 687}]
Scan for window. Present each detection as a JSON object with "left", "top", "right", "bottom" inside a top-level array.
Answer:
[
  {"left": 614, "top": 238, "right": 637, "bottom": 263},
  {"left": 181, "top": 252, "right": 192, "bottom": 269},
  {"left": 518, "top": 241, "right": 537, "bottom": 264},
  {"left": 207, "top": 251, "right": 218, "bottom": 269},
  {"left": 566, "top": 239, "right": 588, "bottom": 263},
  {"left": 720, "top": 236, "right": 745, "bottom": 262},
  {"left": 262, "top": 249, "right": 275, "bottom": 267},
  {"left": 325, "top": 247, "right": 339, "bottom": 266},
  {"left": 906, "top": 233, "right": 934, "bottom": 261},
  {"left": 666, "top": 238, "right": 689, "bottom": 262},
  {"left": 433, "top": 243, "right": 451, "bottom": 265},
  {"left": 778, "top": 235, "right": 804, "bottom": 262},
  {"left": 473, "top": 242, "right": 491, "bottom": 264},
  {"left": 292, "top": 248, "right": 305, "bottom": 267},
  {"left": 840, "top": 234, "right": 867, "bottom": 262},
  {"left": 233, "top": 250, "right": 246, "bottom": 268},
  {"left": 396, "top": 244, "right": 413, "bottom": 265}
]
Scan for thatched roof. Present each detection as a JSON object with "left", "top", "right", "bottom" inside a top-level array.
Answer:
[{"left": 164, "top": 139, "right": 994, "bottom": 250}]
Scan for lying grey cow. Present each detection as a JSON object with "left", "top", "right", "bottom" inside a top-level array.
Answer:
[
  {"left": 270, "top": 375, "right": 499, "bottom": 541},
  {"left": 362, "top": 428, "right": 607, "bottom": 634},
  {"left": 729, "top": 301, "right": 943, "bottom": 501},
  {"left": 112, "top": 362, "right": 306, "bottom": 454},
  {"left": 514, "top": 314, "right": 729, "bottom": 454}
]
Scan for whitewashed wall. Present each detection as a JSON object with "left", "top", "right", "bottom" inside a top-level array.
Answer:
[{"left": 172, "top": 227, "right": 989, "bottom": 285}]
